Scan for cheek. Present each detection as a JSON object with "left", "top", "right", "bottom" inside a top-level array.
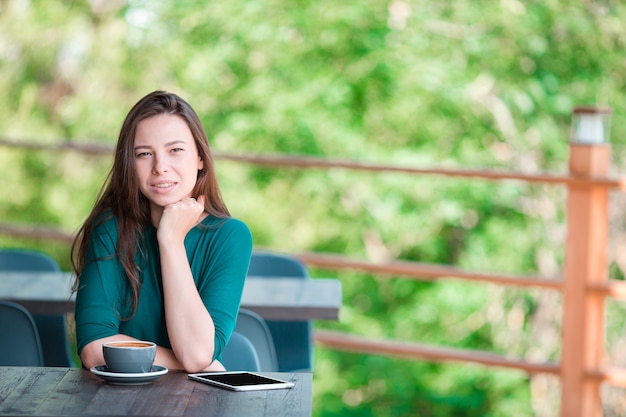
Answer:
[
  {"left": 134, "top": 163, "right": 144, "bottom": 179},
  {"left": 134, "top": 162, "right": 151, "bottom": 185}
]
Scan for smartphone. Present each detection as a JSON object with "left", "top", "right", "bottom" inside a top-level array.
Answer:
[{"left": 188, "top": 371, "right": 295, "bottom": 391}]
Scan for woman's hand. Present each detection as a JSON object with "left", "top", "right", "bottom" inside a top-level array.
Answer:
[{"left": 156, "top": 195, "right": 206, "bottom": 244}]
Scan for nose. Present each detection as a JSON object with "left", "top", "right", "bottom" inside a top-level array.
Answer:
[{"left": 152, "top": 154, "right": 169, "bottom": 174}]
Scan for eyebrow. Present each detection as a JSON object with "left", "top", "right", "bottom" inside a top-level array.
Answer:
[{"left": 134, "top": 140, "right": 188, "bottom": 151}]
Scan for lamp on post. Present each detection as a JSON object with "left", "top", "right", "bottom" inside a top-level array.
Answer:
[
  {"left": 561, "top": 105, "right": 613, "bottom": 417},
  {"left": 570, "top": 106, "right": 612, "bottom": 144},
  {"left": 568, "top": 106, "right": 613, "bottom": 176}
]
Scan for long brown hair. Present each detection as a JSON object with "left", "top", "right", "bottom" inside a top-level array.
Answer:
[{"left": 71, "top": 91, "right": 230, "bottom": 316}]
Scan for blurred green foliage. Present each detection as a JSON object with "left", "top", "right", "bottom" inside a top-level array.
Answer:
[{"left": 2, "top": 1, "right": 626, "bottom": 415}]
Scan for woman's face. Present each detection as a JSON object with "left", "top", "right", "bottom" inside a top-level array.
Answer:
[{"left": 134, "top": 114, "right": 204, "bottom": 213}]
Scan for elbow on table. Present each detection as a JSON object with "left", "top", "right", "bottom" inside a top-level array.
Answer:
[
  {"left": 180, "top": 357, "right": 214, "bottom": 373},
  {"left": 79, "top": 343, "right": 103, "bottom": 370},
  {"left": 175, "top": 346, "right": 211, "bottom": 372},
  {"left": 179, "top": 350, "right": 224, "bottom": 373}
]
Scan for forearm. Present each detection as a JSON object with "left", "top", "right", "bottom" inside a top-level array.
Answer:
[{"left": 159, "top": 241, "right": 217, "bottom": 372}]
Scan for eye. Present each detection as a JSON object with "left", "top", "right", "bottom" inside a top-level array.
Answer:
[
  {"left": 135, "top": 151, "right": 151, "bottom": 158},
  {"left": 171, "top": 147, "right": 184, "bottom": 153}
]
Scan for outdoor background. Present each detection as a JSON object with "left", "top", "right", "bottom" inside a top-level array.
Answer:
[{"left": 2, "top": 1, "right": 626, "bottom": 416}]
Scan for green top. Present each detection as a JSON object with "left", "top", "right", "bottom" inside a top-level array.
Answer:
[{"left": 74, "top": 214, "right": 253, "bottom": 363}]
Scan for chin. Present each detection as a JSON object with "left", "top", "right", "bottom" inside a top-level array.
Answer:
[{"left": 150, "top": 196, "right": 179, "bottom": 208}]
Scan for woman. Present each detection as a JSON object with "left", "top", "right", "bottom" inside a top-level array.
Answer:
[{"left": 71, "top": 91, "right": 252, "bottom": 373}]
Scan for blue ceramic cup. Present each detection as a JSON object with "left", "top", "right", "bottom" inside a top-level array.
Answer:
[{"left": 102, "top": 341, "right": 156, "bottom": 373}]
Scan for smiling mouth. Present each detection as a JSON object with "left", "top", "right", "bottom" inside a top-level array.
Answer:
[{"left": 154, "top": 183, "right": 175, "bottom": 189}]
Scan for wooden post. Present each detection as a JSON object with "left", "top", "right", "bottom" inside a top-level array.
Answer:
[{"left": 560, "top": 143, "right": 611, "bottom": 417}]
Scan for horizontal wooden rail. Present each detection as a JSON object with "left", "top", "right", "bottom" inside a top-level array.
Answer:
[
  {"left": 298, "top": 252, "right": 626, "bottom": 300},
  {"left": 217, "top": 153, "right": 626, "bottom": 189},
  {"left": 314, "top": 329, "right": 626, "bottom": 388},
  {"left": 314, "top": 329, "right": 560, "bottom": 376},
  {"left": 0, "top": 223, "right": 74, "bottom": 243},
  {"left": 0, "top": 138, "right": 114, "bottom": 155},
  {"left": 2, "top": 138, "right": 626, "bottom": 188},
  {"left": 589, "top": 281, "right": 626, "bottom": 299},
  {"left": 587, "top": 367, "right": 626, "bottom": 387},
  {"left": 297, "top": 251, "right": 562, "bottom": 290}
]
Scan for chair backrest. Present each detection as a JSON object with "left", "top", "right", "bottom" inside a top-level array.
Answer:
[
  {"left": 235, "top": 308, "right": 279, "bottom": 372},
  {"left": 0, "top": 248, "right": 75, "bottom": 367},
  {"left": 222, "top": 331, "right": 261, "bottom": 372},
  {"left": 0, "top": 300, "right": 44, "bottom": 366},
  {"left": 247, "top": 251, "right": 313, "bottom": 372},
  {"left": 248, "top": 251, "right": 309, "bottom": 278},
  {"left": 0, "top": 249, "right": 61, "bottom": 272}
]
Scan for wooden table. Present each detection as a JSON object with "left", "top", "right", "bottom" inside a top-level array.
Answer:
[
  {"left": 0, "top": 272, "right": 341, "bottom": 321},
  {"left": 0, "top": 367, "right": 311, "bottom": 417}
]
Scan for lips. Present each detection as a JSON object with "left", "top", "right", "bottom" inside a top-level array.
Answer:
[{"left": 151, "top": 181, "right": 177, "bottom": 193}]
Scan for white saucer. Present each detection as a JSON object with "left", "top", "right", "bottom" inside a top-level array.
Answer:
[{"left": 90, "top": 365, "right": 168, "bottom": 385}]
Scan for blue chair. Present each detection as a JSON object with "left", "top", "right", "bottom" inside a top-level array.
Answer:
[
  {"left": 0, "top": 300, "right": 44, "bottom": 366},
  {"left": 247, "top": 250, "right": 313, "bottom": 372},
  {"left": 0, "top": 249, "right": 76, "bottom": 367},
  {"left": 222, "top": 331, "right": 261, "bottom": 372},
  {"left": 235, "top": 308, "right": 279, "bottom": 372}
]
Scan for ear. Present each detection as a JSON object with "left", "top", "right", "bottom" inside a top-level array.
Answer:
[{"left": 197, "top": 156, "right": 204, "bottom": 171}]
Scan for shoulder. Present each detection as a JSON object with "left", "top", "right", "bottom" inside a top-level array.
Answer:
[
  {"left": 92, "top": 212, "right": 118, "bottom": 232},
  {"left": 190, "top": 216, "right": 253, "bottom": 256},
  {"left": 85, "top": 213, "right": 120, "bottom": 257},
  {"left": 220, "top": 217, "right": 252, "bottom": 236},
  {"left": 188, "top": 217, "right": 253, "bottom": 272},
  {"left": 90, "top": 213, "right": 120, "bottom": 241},
  {"left": 201, "top": 216, "right": 251, "bottom": 240}
]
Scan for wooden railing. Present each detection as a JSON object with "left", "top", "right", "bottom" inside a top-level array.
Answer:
[{"left": 1, "top": 137, "right": 625, "bottom": 416}]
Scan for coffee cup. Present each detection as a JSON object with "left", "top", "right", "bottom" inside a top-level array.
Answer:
[{"left": 102, "top": 341, "right": 156, "bottom": 373}]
